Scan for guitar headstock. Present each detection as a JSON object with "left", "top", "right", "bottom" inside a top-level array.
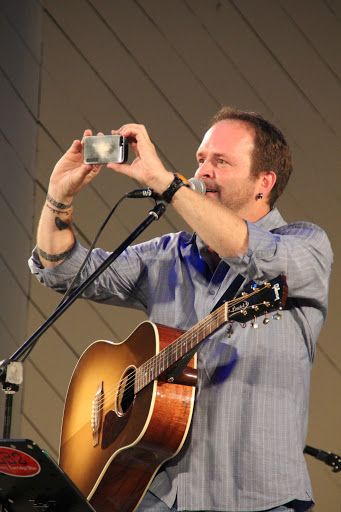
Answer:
[
  {"left": 325, "top": 452, "right": 341, "bottom": 473},
  {"left": 304, "top": 445, "right": 341, "bottom": 473},
  {"left": 227, "top": 275, "right": 288, "bottom": 325}
]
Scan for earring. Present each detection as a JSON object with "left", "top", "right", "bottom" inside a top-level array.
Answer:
[{"left": 255, "top": 192, "right": 263, "bottom": 200}]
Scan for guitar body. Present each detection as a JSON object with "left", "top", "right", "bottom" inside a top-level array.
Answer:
[{"left": 59, "top": 321, "right": 196, "bottom": 512}]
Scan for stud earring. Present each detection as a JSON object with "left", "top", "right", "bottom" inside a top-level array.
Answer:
[{"left": 255, "top": 193, "right": 263, "bottom": 200}]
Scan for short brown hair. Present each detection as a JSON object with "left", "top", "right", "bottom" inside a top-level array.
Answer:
[{"left": 210, "top": 106, "right": 293, "bottom": 207}]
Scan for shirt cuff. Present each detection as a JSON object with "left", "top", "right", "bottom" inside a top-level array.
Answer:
[{"left": 28, "top": 241, "right": 88, "bottom": 284}]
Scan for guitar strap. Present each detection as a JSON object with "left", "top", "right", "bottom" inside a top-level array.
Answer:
[
  {"left": 162, "top": 272, "right": 245, "bottom": 382},
  {"left": 210, "top": 272, "right": 245, "bottom": 313}
]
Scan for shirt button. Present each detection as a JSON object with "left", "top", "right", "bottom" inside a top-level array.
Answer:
[{"left": 209, "top": 288, "right": 215, "bottom": 295}]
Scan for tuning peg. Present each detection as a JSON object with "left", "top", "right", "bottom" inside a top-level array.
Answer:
[
  {"left": 226, "top": 323, "right": 234, "bottom": 338},
  {"left": 263, "top": 314, "right": 270, "bottom": 325},
  {"left": 251, "top": 317, "right": 259, "bottom": 329},
  {"left": 273, "top": 311, "right": 282, "bottom": 320}
]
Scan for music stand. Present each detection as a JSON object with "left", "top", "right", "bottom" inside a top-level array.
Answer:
[{"left": 0, "top": 439, "right": 95, "bottom": 512}]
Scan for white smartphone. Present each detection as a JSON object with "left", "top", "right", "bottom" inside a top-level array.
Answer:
[{"left": 83, "top": 135, "right": 128, "bottom": 164}]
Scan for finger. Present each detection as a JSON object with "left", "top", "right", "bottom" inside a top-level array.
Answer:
[
  {"left": 111, "top": 128, "right": 137, "bottom": 145},
  {"left": 116, "top": 124, "right": 150, "bottom": 142},
  {"left": 116, "top": 123, "right": 146, "bottom": 132},
  {"left": 85, "top": 165, "right": 102, "bottom": 178},
  {"left": 110, "top": 129, "right": 139, "bottom": 158},
  {"left": 81, "top": 129, "right": 93, "bottom": 147},
  {"left": 83, "top": 163, "right": 97, "bottom": 172},
  {"left": 79, "top": 163, "right": 102, "bottom": 180},
  {"left": 68, "top": 139, "right": 83, "bottom": 154}
]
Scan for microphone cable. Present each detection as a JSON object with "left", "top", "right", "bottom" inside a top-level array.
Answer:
[
  {"left": 55, "top": 192, "right": 158, "bottom": 308},
  {"left": 55, "top": 176, "right": 206, "bottom": 306}
]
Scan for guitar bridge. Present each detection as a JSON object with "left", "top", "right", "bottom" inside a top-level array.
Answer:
[{"left": 91, "top": 381, "right": 104, "bottom": 447}]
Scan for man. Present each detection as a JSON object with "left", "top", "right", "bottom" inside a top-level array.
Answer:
[{"left": 29, "top": 107, "right": 332, "bottom": 512}]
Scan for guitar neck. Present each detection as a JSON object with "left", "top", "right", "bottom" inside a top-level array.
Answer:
[
  {"left": 135, "top": 275, "right": 287, "bottom": 393},
  {"left": 135, "top": 304, "right": 228, "bottom": 392}
]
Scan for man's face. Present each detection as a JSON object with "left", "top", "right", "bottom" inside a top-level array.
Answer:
[{"left": 194, "top": 120, "right": 260, "bottom": 216}]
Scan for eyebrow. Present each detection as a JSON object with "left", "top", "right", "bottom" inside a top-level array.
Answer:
[{"left": 196, "top": 151, "right": 229, "bottom": 159}]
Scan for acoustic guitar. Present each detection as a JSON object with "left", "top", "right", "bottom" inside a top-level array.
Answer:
[{"left": 59, "top": 275, "right": 287, "bottom": 511}]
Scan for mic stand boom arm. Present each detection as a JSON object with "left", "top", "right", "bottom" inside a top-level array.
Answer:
[{"left": 0, "top": 201, "right": 166, "bottom": 439}]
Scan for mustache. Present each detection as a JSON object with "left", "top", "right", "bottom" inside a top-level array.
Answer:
[{"left": 201, "top": 180, "right": 219, "bottom": 193}]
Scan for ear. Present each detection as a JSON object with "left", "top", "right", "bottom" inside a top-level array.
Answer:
[{"left": 258, "top": 171, "right": 277, "bottom": 199}]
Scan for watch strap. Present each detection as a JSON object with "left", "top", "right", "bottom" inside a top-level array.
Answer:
[{"left": 162, "top": 173, "right": 189, "bottom": 203}]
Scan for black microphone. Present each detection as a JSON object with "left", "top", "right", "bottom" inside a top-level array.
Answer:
[{"left": 126, "top": 177, "right": 206, "bottom": 199}]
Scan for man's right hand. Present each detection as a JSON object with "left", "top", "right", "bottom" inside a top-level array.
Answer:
[{"left": 47, "top": 129, "right": 102, "bottom": 204}]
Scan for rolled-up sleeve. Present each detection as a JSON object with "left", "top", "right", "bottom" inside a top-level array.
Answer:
[
  {"left": 225, "top": 221, "right": 333, "bottom": 315},
  {"left": 28, "top": 241, "right": 148, "bottom": 310}
]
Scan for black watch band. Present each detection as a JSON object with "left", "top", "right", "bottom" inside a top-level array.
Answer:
[{"left": 162, "top": 173, "right": 189, "bottom": 203}]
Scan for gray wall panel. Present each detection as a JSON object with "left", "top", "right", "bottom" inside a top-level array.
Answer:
[{"left": 1, "top": 1, "right": 339, "bottom": 509}]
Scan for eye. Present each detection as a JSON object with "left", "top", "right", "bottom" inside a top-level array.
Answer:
[
  {"left": 216, "top": 158, "right": 227, "bottom": 165},
  {"left": 197, "top": 158, "right": 205, "bottom": 165}
]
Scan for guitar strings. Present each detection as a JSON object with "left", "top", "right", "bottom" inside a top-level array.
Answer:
[
  {"left": 90, "top": 286, "right": 271, "bottom": 416},
  {"left": 91, "top": 295, "right": 268, "bottom": 418},
  {"left": 90, "top": 305, "right": 225, "bottom": 415},
  {"left": 90, "top": 288, "right": 270, "bottom": 415}
]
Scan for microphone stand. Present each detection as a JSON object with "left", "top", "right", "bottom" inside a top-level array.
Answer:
[
  {"left": 0, "top": 201, "right": 166, "bottom": 510},
  {"left": 0, "top": 201, "right": 166, "bottom": 439}
]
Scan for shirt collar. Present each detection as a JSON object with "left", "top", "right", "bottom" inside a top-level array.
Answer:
[{"left": 253, "top": 207, "right": 287, "bottom": 231}]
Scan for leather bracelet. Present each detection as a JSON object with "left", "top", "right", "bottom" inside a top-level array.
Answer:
[{"left": 161, "top": 173, "right": 189, "bottom": 203}]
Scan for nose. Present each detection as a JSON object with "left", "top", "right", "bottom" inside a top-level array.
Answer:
[{"left": 195, "top": 159, "right": 215, "bottom": 179}]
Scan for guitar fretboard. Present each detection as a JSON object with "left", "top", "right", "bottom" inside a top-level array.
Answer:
[
  {"left": 134, "top": 277, "right": 284, "bottom": 393},
  {"left": 135, "top": 303, "right": 228, "bottom": 392}
]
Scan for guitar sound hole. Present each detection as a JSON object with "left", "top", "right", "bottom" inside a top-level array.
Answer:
[{"left": 116, "top": 366, "right": 136, "bottom": 416}]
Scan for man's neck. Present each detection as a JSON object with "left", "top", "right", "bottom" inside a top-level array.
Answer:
[{"left": 237, "top": 203, "right": 271, "bottom": 223}]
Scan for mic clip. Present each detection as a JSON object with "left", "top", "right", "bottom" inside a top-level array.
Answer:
[
  {"left": 126, "top": 178, "right": 206, "bottom": 200},
  {"left": 126, "top": 188, "right": 161, "bottom": 199}
]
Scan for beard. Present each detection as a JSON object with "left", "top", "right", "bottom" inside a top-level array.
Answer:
[{"left": 205, "top": 178, "right": 257, "bottom": 214}]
